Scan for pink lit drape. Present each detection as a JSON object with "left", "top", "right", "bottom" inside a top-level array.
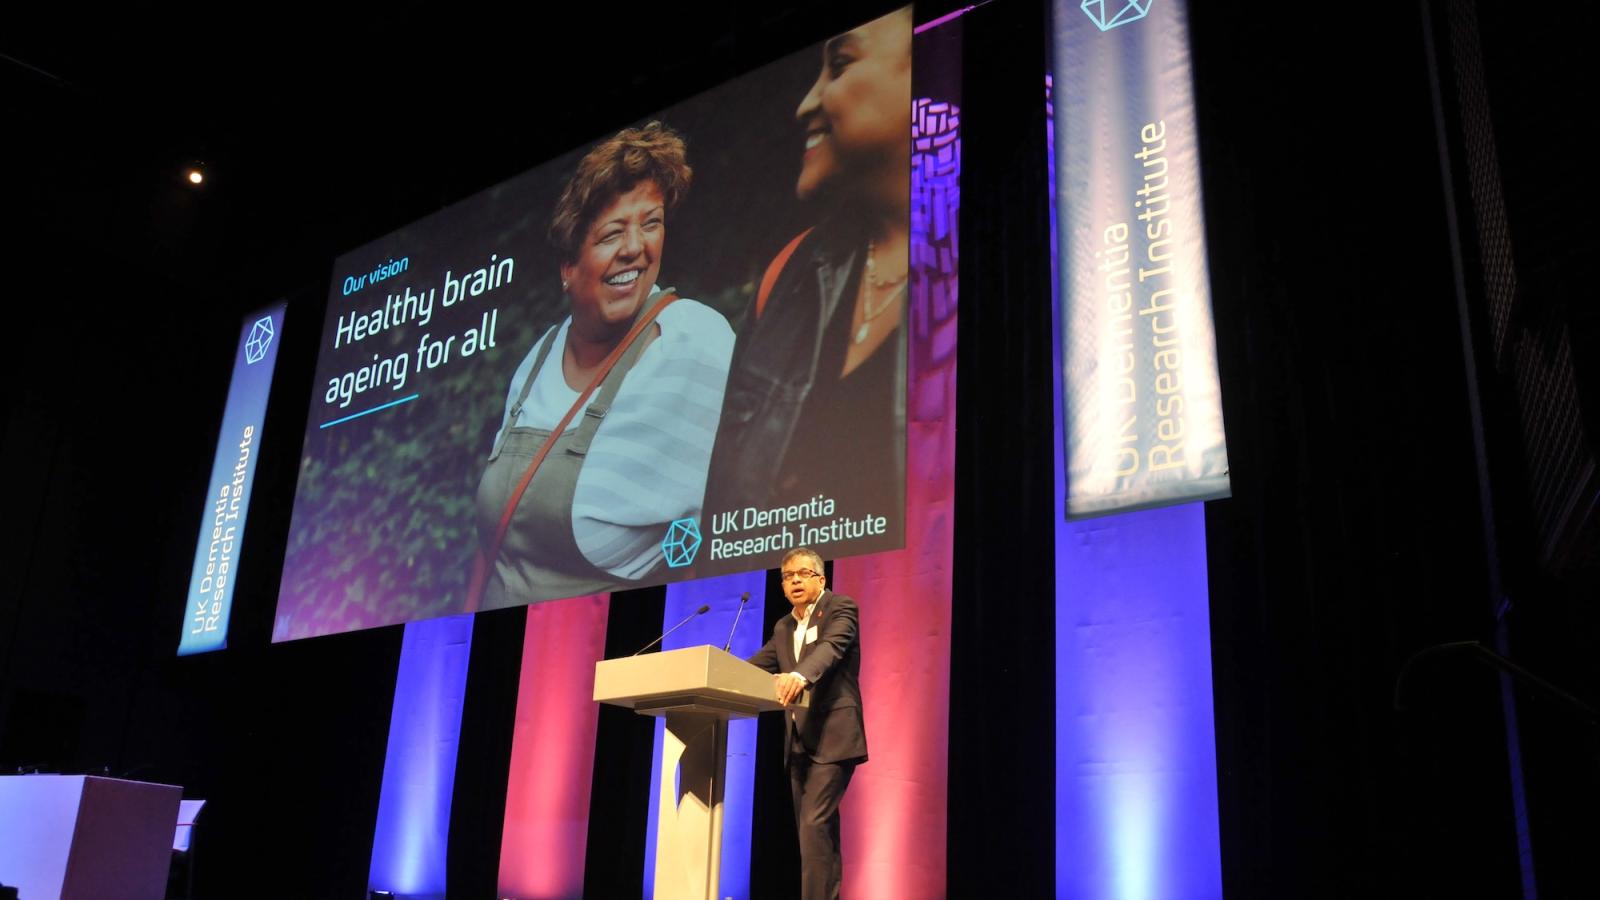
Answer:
[
  {"left": 497, "top": 595, "right": 611, "bottom": 900},
  {"left": 834, "top": 402, "right": 955, "bottom": 898}
]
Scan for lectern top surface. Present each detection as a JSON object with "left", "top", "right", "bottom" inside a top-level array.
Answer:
[{"left": 593, "top": 644, "right": 787, "bottom": 717}]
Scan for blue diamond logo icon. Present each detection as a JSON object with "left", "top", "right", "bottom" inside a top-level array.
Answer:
[
  {"left": 661, "top": 518, "right": 702, "bottom": 568},
  {"left": 244, "top": 315, "right": 275, "bottom": 364},
  {"left": 1082, "top": 0, "right": 1152, "bottom": 31}
]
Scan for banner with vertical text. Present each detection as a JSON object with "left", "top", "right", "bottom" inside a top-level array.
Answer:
[
  {"left": 178, "top": 302, "right": 284, "bottom": 655},
  {"left": 1055, "top": 0, "right": 1229, "bottom": 517}
]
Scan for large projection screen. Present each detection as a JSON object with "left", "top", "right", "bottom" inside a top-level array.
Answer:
[{"left": 275, "top": 7, "right": 914, "bottom": 641}]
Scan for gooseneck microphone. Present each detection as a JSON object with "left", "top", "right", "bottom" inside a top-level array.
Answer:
[
  {"left": 722, "top": 592, "right": 751, "bottom": 652},
  {"left": 631, "top": 604, "right": 711, "bottom": 656}
]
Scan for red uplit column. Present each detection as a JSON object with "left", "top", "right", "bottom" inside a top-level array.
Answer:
[
  {"left": 497, "top": 595, "right": 611, "bottom": 900},
  {"left": 834, "top": 440, "right": 954, "bottom": 898}
]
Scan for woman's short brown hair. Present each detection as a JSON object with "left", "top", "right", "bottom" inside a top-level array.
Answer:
[{"left": 549, "top": 121, "right": 692, "bottom": 262}]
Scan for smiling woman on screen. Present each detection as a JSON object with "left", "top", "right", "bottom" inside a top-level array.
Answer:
[
  {"left": 470, "top": 122, "right": 734, "bottom": 609},
  {"left": 706, "top": 7, "right": 912, "bottom": 549}
]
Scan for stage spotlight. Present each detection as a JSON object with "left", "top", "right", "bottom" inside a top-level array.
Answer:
[{"left": 186, "top": 168, "right": 204, "bottom": 185}]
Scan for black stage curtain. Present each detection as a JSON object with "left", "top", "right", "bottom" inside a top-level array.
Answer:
[{"left": 946, "top": 0, "right": 1058, "bottom": 895}]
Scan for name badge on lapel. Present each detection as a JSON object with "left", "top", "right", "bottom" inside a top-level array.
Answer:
[{"left": 805, "top": 625, "right": 819, "bottom": 645}]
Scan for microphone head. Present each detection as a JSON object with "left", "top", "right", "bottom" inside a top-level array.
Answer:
[
  {"left": 739, "top": 591, "right": 750, "bottom": 602},
  {"left": 696, "top": 604, "right": 711, "bottom": 614}
]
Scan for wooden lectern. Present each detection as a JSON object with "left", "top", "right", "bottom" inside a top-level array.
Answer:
[{"left": 594, "top": 645, "right": 786, "bottom": 900}]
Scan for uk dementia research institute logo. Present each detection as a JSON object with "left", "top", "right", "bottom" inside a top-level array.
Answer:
[
  {"left": 1082, "top": 0, "right": 1152, "bottom": 31},
  {"left": 244, "top": 315, "right": 275, "bottom": 364},
  {"left": 662, "top": 518, "right": 702, "bottom": 568}
]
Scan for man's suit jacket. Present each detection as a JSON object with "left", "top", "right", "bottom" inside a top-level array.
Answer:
[{"left": 748, "top": 590, "right": 868, "bottom": 765}]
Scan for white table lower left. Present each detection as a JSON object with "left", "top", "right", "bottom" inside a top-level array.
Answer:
[{"left": 0, "top": 774, "right": 181, "bottom": 900}]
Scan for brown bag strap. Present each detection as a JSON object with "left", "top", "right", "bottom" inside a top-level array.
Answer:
[
  {"left": 755, "top": 228, "right": 813, "bottom": 320},
  {"left": 464, "top": 291, "right": 680, "bottom": 611}
]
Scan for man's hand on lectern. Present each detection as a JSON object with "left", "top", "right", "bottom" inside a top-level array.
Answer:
[{"left": 775, "top": 672, "right": 807, "bottom": 706}]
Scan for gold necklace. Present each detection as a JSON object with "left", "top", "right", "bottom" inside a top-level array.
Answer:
[{"left": 856, "top": 239, "right": 907, "bottom": 344}]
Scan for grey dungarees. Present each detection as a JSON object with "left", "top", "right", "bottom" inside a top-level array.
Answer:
[{"left": 474, "top": 292, "right": 666, "bottom": 609}]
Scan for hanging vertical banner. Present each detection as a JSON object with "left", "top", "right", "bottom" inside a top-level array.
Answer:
[
  {"left": 1055, "top": 0, "right": 1229, "bottom": 517},
  {"left": 178, "top": 302, "right": 284, "bottom": 655},
  {"left": 834, "top": 13, "right": 962, "bottom": 897}
]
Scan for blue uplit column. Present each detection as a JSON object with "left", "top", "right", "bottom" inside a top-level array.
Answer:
[
  {"left": 643, "top": 571, "right": 768, "bottom": 900},
  {"left": 1052, "top": 502, "right": 1222, "bottom": 899},
  {"left": 368, "top": 614, "right": 475, "bottom": 900}
]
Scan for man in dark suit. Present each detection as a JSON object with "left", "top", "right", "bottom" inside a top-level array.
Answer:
[{"left": 748, "top": 546, "right": 867, "bottom": 900}]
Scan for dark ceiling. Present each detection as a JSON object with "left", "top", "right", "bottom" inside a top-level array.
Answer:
[{"left": 5, "top": 1, "right": 934, "bottom": 316}]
